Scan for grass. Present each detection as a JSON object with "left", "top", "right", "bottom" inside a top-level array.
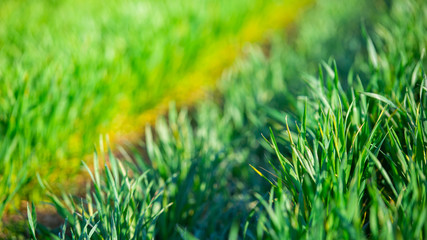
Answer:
[
  {"left": 29, "top": 149, "right": 166, "bottom": 239},
  {"left": 251, "top": 0, "right": 427, "bottom": 238},
  {"left": 1, "top": 0, "right": 425, "bottom": 238},
  {"left": 0, "top": 0, "right": 310, "bottom": 218}
]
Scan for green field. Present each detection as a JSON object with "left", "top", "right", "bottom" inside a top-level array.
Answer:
[
  {"left": 2, "top": 0, "right": 427, "bottom": 238},
  {"left": 0, "top": 0, "right": 308, "bottom": 217}
]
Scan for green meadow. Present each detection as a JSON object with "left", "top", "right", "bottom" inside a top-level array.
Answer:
[
  {"left": 0, "top": 0, "right": 308, "bottom": 216},
  {"left": 1, "top": 0, "right": 427, "bottom": 239}
]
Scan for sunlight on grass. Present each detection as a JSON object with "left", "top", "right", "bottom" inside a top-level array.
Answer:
[{"left": 0, "top": 0, "right": 311, "bottom": 215}]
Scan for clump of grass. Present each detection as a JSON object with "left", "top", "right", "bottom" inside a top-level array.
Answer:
[
  {"left": 252, "top": 0, "right": 427, "bottom": 238},
  {"left": 28, "top": 146, "right": 165, "bottom": 239}
]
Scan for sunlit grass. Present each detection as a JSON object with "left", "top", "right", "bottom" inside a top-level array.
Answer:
[
  {"left": 0, "top": 0, "right": 310, "bottom": 217},
  {"left": 252, "top": 0, "right": 427, "bottom": 238},
  {"left": 24, "top": 0, "right": 427, "bottom": 238}
]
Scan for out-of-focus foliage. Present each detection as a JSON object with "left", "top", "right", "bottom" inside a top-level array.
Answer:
[{"left": 0, "top": 0, "right": 308, "bottom": 217}]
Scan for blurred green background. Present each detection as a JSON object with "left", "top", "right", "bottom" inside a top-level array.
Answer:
[{"left": 0, "top": 0, "right": 309, "bottom": 218}]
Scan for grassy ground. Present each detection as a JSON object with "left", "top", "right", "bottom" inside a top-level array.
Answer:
[
  {"left": 4, "top": 0, "right": 427, "bottom": 238},
  {"left": 0, "top": 0, "right": 310, "bottom": 218}
]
